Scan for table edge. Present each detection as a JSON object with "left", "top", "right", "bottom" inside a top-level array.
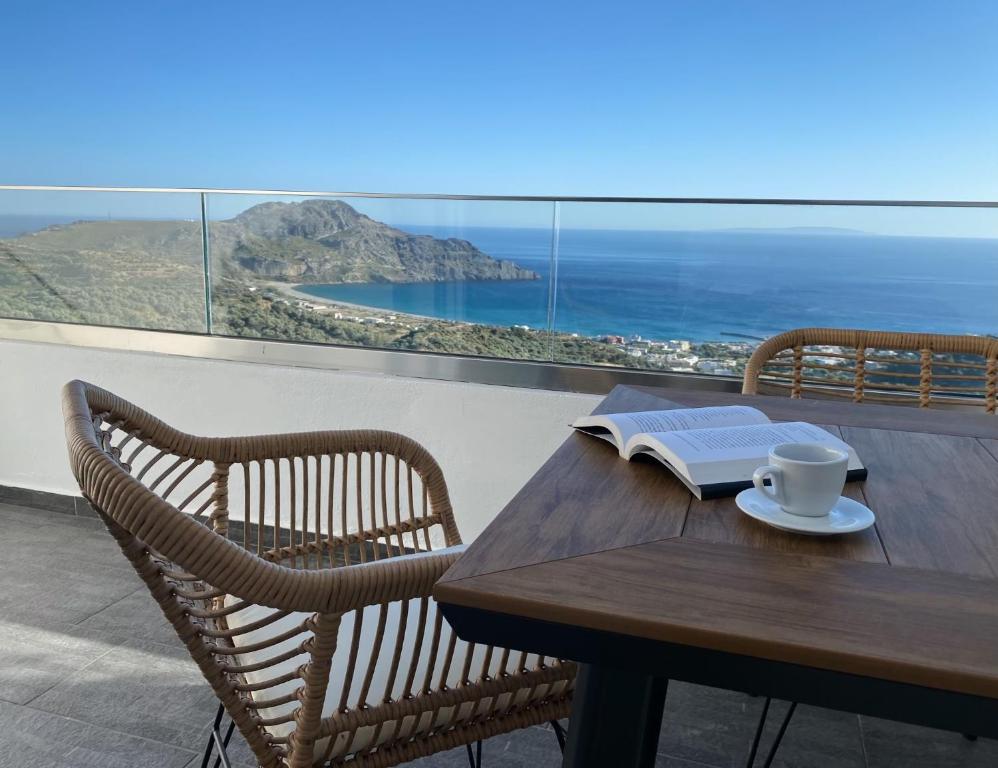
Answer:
[{"left": 435, "top": 537, "right": 998, "bottom": 700}]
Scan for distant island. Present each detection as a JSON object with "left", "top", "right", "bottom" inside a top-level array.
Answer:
[{"left": 718, "top": 226, "right": 870, "bottom": 236}]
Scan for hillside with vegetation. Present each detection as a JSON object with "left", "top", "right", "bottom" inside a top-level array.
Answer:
[
  {"left": 0, "top": 221, "right": 206, "bottom": 331},
  {"left": 0, "top": 200, "right": 537, "bottom": 332},
  {"left": 214, "top": 284, "right": 640, "bottom": 365}
]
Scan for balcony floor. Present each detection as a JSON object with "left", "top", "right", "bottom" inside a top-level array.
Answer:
[{"left": 0, "top": 501, "right": 995, "bottom": 768}]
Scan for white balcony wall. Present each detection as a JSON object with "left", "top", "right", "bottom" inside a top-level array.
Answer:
[{"left": 0, "top": 339, "right": 600, "bottom": 540}]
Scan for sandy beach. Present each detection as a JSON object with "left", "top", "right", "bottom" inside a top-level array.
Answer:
[{"left": 263, "top": 282, "right": 444, "bottom": 324}]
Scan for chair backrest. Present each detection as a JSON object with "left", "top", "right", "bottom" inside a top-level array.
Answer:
[
  {"left": 742, "top": 328, "right": 998, "bottom": 412},
  {"left": 62, "top": 379, "right": 462, "bottom": 768}
]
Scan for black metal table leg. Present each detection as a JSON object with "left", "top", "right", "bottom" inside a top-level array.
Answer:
[{"left": 562, "top": 663, "right": 668, "bottom": 768}]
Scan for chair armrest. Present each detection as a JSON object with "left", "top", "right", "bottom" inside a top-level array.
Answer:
[
  {"left": 227, "top": 544, "right": 468, "bottom": 616},
  {"left": 333, "top": 544, "right": 469, "bottom": 608}
]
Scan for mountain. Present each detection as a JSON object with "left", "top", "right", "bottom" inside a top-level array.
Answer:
[
  {"left": 215, "top": 199, "right": 538, "bottom": 283},
  {"left": 2, "top": 200, "right": 539, "bottom": 286}
]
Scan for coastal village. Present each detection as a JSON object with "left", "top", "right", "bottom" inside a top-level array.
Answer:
[{"left": 596, "top": 334, "right": 754, "bottom": 376}]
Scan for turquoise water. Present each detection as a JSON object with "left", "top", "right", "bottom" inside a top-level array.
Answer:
[{"left": 297, "top": 227, "right": 998, "bottom": 342}]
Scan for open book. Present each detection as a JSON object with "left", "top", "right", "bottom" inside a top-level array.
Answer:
[{"left": 572, "top": 405, "right": 867, "bottom": 500}]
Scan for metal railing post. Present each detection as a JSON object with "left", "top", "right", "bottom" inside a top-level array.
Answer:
[
  {"left": 546, "top": 200, "right": 561, "bottom": 362},
  {"left": 200, "top": 192, "right": 213, "bottom": 335}
]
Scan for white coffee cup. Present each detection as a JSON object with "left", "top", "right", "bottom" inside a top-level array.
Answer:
[{"left": 752, "top": 443, "right": 848, "bottom": 517}]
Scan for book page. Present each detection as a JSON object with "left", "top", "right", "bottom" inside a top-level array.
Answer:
[
  {"left": 652, "top": 422, "right": 849, "bottom": 463},
  {"left": 625, "top": 421, "right": 864, "bottom": 491},
  {"left": 574, "top": 405, "right": 769, "bottom": 450},
  {"left": 616, "top": 406, "right": 770, "bottom": 433}
]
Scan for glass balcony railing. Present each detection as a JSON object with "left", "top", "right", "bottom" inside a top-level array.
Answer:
[
  {"left": 1, "top": 186, "right": 997, "bottom": 383},
  {"left": 0, "top": 188, "right": 206, "bottom": 332}
]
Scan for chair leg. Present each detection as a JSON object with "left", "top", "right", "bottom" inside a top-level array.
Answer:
[
  {"left": 745, "top": 697, "right": 772, "bottom": 768},
  {"left": 465, "top": 739, "right": 483, "bottom": 768},
  {"left": 550, "top": 719, "right": 567, "bottom": 753},
  {"left": 760, "top": 702, "right": 797, "bottom": 768},
  {"left": 212, "top": 718, "right": 236, "bottom": 768},
  {"left": 201, "top": 702, "right": 234, "bottom": 768},
  {"left": 200, "top": 704, "right": 224, "bottom": 768}
]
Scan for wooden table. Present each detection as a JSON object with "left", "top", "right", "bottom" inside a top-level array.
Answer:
[{"left": 434, "top": 385, "right": 998, "bottom": 768}]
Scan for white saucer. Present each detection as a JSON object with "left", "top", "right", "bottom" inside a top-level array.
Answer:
[{"left": 735, "top": 488, "right": 875, "bottom": 535}]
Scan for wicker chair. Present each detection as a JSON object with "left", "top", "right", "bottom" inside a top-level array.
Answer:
[
  {"left": 63, "top": 380, "right": 573, "bottom": 768},
  {"left": 742, "top": 327, "right": 998, "bottom": 412}
]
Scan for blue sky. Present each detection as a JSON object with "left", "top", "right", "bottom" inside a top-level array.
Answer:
[{"left": 2, "top": 1, "right": 997, "bottom": 233}]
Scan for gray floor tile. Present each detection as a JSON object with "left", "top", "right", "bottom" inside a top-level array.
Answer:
[
  {"left": 0, "top": 501, "right": 93, "bottom": 525},
  {"left": 0, "top": 514, "right": 139, "bottom": 628},
  {"left": 406, "top": 721, "right": 565, "bottom": 767},
  {"left": 47, "top": 510, "right": 106, "bottom": 530},
  {"left": 74, "top": 498, "right": 101, "bottom": 518},
  {"left": 0, "top": 515, "right": 132, "bottom": 572},
  {"left": 763, "top": 703, "right": 864, "bottom": 768},
  {"left": 657, "top": 756, "right": 723, "bottom": 768},
  {"left": 29, "top": 635, "right": 221, "bottom": 750},
  {"left": 658, "top": 682, "right": 764, "bottom": 767},
  {"left": 0, "top": 617, "right": 116, "bottom": 705},
  {"left": 0, "top": 560, "right": 139, "bottom": 625},
  {"left": 0, "top": 501, "right": 69, "bottom": 526},
  {"left": 76, "top": 587, "right": 178, "bottom": 645},
  {"left": 861, "top": 716, "right": 998, "bottom": 768},
  {"left": 0, "top": 700, "right": 193, "bottom": 768},
  {"left": 0, "top": 551, "right": 127, "bottom": 598},
  {"left": 0, "top": 488, "right": 77, "bottom": 515}
]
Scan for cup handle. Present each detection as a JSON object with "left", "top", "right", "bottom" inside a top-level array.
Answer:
[{"left": 753, "top": 465, "right": 784, "bottom": 506}]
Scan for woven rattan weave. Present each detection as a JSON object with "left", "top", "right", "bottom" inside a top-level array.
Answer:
[
  {"left": 63, "top": 380, "right": 574, "bottom": 767},
  {"left": 742, "top": 328, "right": 998, "bottom": 412}
]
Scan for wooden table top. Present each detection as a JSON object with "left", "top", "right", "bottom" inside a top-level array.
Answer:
[{"left": 435, "top": 385, "right": 998, "bottom": 699}]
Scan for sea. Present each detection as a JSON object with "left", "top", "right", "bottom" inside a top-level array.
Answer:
[{"left": 297, "top": 226, "right": 998, "bottom": 343}]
